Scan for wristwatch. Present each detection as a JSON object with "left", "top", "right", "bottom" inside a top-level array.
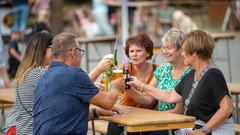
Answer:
[
  {"left": 92, "top": 108, "right": 98, "bottom": 118},
  {"left": 201, "top": 126, "right": 208, "bottom": 134}
]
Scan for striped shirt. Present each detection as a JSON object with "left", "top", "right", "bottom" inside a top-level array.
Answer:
[{"left": 4, "top": 66, "right": 46, "bottom": 135}]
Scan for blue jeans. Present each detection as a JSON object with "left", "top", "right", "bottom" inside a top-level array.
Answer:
[{"left": 12, "top": 4, "right": 30, "bottom": 32}]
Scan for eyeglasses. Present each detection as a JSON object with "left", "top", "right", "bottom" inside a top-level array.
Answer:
[
  {"left": 161, "top": 46, "right": 175, "bottom": 52},
  {"left": 71, "top": 47, "right": 85, "bottom": 57}
]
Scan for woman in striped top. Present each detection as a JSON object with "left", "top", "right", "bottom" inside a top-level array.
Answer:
[{"left": 4, "top": 32, "right": 53, "bottom": 135}]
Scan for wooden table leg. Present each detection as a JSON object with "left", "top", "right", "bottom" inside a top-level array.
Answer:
[
  {"left": 1, "top": 108, "right": 5, "bottom": 130},
  {"left": 236, "top": 94, "right": 239, "bottom": 123},
  {"left": 91, "top": 120, "right": 96, "bottom": 135},
  {"left": 124, "top": 126, "right": 128, "bottom": 135}
]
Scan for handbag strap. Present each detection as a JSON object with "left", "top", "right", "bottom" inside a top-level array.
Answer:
[
  {"left": 16, "top": 84, "right": 33, "bottom": 117},
  {"left": 184, "top": 64, "right": 216, "bottom": 115}
]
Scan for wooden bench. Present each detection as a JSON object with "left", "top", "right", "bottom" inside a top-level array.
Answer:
[
  {"left": 235, "top": 124, "right": 240, "bottom": 133},
  {"left": 228, "top": 83, "right": 240, "bottom": 123},
  {"left": 88, "top": 120, "right": 108, "bottom": 135}
]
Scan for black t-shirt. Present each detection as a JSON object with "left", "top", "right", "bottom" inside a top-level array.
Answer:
[{"left": 175, "top": 68, "right": 230, "bottom": 122}]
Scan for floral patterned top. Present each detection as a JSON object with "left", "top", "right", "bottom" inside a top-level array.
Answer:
[{"left": 154, "top": 63, "right": 192, "bottom": 111}]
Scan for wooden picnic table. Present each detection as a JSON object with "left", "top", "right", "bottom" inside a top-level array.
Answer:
[
  {"left": 228, "top": 83, "right": 240, "bottom": 123},
  {"left": 97, "top": 105, "right": 195, "bottom": 135},
  {"left": 0, "top": 88, "right": 15, "bottom": 129},
  {"left": 0, "top": 88, "right": 15, "bottom": 104},
  {"left": 76, "top": 36, "right": 116, "bottom": 72}
]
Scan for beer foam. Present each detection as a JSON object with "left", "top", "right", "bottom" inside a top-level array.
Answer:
[{"left": 113, "top": 69, "right": 123, "bottom": 73}]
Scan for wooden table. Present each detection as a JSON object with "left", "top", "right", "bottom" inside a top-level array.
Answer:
[
  {"left": 211, "top": 32, "right": 238, "bottom": 82},
  {"left": 228, "top": 83, "right": 240, "bottom": 123},
  {"left": 0, "top": 88, "right": 15, "bottom": 104},
  {"left": 76, "top": 36, "right": 116, "bottom": 72},
  {"left": 0, "top": 88, "right": 15, "bottom": 129},
  {"left": 97, "top": 105, "right": 195, "bottom": 135}
]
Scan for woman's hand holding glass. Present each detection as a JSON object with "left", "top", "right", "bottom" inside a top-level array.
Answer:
[{"left": 110, "top": 77, "right": 125, "bottom": 90}]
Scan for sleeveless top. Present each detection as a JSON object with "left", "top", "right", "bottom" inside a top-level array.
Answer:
[{"left": 119, "top": 63, "right": 158, "bottom": 109}]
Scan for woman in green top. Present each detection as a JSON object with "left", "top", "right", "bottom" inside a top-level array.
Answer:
[{"left": 152, "top": 28, "right": 192, "bottom": 113}]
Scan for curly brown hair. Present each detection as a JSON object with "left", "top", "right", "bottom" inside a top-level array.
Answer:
[{"left": 125, "top": 34, "right": 154, "bottom": 60}]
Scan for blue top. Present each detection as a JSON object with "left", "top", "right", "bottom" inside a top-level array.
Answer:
[
  {"left": 92, "top": 0, "right": 108, "bottom": 14},
  {"left": 8, "top": 40, "right": 20, "bottom": 58},
  {"left": 33, "top": 62, "right": 99, "bottom": 135},
  {"left": 12, "top": 0, "right": 28, "bottom": 6}
]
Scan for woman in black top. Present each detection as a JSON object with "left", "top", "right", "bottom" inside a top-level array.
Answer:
[{"left": 128, "top": 29, "right": 234, "bottom": 135}]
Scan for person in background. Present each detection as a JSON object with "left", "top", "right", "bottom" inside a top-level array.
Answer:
[
  {"left": 32, "top": 0, "right": 51, "bottom": 25},
  {"left": 92, "top": 0, "right": 114, "bottom": 36},
  {"left": 33, "top": 32, "right": 121, "bottom": 135},
  {"left": 156, "top": 0, "right": 174, "bottom": 37},
  {"left": 10, "top": 0, "right": 30, "bottom": 33},
  {"left": 128, "top": 30, "right": 234, "bottom": 135},
  {"left": 8, "top": 31, "right": 22, "bottom": 79},
  {"left": 107, "top": 34, "right": 158, "bottom": 135},
  {"left": 132, "top": 6, "right": 148, "bottom": 35},
  {"left": 0, "top": 35, "right": 10, "bottom": 88},
  {"left": 25, "top": 22, "right": 51, "bottom": 42},
  {"left": 172, "top": 10, "right": 197, "bottom": 33},
  {"left": 74, "top": 9, "right": 100, "bottom": 37},
  {"left": 107, "top": 0, "right": 119, "bottom": 33}
]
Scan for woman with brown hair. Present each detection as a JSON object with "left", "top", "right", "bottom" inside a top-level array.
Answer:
[{"left": 107, "top": 33, "right": 158, "bottom": 135}]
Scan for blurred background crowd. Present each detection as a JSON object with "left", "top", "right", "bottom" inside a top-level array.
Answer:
[{"left": 0, "top": 0, "right": 239, "bottom": 88}]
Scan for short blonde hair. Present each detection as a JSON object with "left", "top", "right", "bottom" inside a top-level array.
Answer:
[
  {"left": 161, "top": 28, "right": 186, "bottom": 50},
  {"left": 181, "top": 29, "right": 214, "bottom": 60}
]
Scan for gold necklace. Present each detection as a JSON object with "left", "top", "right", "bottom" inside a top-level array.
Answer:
[
  {"left": 135, "top": 63, "right": 149, "bottom": 83},
  {"left": 171, "top": 67, "right": 186, "bottom": 80}
]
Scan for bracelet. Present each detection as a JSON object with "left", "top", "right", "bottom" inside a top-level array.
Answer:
[
  {"left": 140, "top": 83, "right": 145, "bottom": 92},
  {"left": 201, "top": 126, "right": 208, "bottom": 134},
  {"left": 92, "top": 108, "right": 98, "bottom": 118}
]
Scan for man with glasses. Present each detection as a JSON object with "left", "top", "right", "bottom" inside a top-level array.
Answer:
[{"left": 33, "top": 32, "right": 121, "bottom": 135}]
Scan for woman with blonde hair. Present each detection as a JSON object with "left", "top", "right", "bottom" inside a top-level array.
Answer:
[{"left": 4, "top": 31, "right": 53, "bottom": 135}]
